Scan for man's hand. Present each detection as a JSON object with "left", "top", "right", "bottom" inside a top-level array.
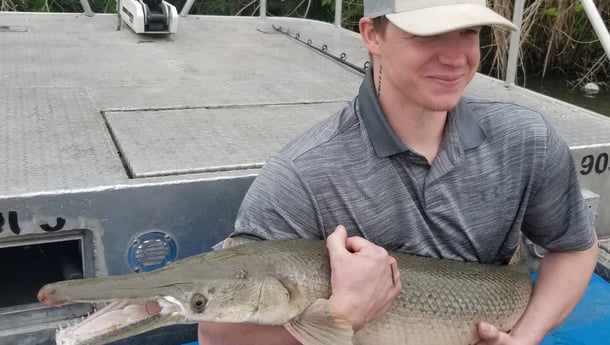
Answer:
[
  {"left": 476, "top": 238, "right": 599, "bottom": 345},
  {"left": 326, "top": 225, "right": 402, "bottom": 331},
  {"left": 476, "top": 322, "right": 519, "bottom": 345}
]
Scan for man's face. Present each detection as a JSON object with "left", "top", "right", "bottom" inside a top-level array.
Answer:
[{"left": 375, "top": 23, "right": 481, "bottom": 112}]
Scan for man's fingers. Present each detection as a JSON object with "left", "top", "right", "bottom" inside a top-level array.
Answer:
[
  {"left": 326, "top": 225, "right": 348, "bottom": 255},
  {"left": 345, "top": 235, "right": 372, "bottom": 253},
  {"left": 332, "top": 227, "right": 399, "bottom": 289},
  {"left": 327, "top": 225, "right": 372, "bottom": 254},
  {"left": 326, "top": 225, "right": 402, "bottom": 331},
  {"left": 476, "top": 322, "right": 503, "bottom": 344},
  {"left": 327, "top": 225, "right": 347, "bottom": 242},
  {"left": 327, "top": 225, "right": 384, "bottom": 255}
]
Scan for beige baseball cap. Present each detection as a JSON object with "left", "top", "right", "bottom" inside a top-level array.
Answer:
[{"left": 364, "top": 0, "right": 518, "bottom": 36}]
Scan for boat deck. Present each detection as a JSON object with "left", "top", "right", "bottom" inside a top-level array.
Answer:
[{"left": 0, "top": 13, "right": 608, "bottom": 192}]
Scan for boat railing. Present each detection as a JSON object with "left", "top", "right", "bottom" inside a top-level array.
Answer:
[
  {"left": 578, "top": 0, "right": 610, "bottom": 66},
  {"left": 179, "top": 0, "right": 344, "bottom": 26},
  {"left": 79, "top": 0, "right": 94, "bottom": 16},
  {"left": 506, "top": 0, "right": 610, "bottom": 86}
]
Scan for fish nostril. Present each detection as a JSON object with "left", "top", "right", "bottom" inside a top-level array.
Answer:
[{"left": 190, "top": 293, "right": 207, "bottom": 313}]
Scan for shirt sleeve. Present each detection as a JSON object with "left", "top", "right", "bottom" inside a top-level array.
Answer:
[
  {"left": 229, "top": 154, "right": 324, "bottom": 241},
  {"left": 521, "top": 121, "right": 596, "bottom": 251}
]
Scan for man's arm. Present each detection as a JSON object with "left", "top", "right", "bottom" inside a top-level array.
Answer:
[
  {"left": 198, "top": 226, "right": 402, "bottom": 345},
  {"left": 198, "top": 323, "right": 299, "bottom": 345},
  {"left": 476, "top": 237, "right": 598, "bottom": 345}
]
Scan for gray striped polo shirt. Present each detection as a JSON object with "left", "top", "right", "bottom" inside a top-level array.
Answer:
[{"left": 231, "top": 70, "right": 595, "bottom": 264}]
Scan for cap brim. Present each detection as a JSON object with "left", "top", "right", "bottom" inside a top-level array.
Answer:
[{"left": 386, "top": 3, "right": 518, "bottom": 36}]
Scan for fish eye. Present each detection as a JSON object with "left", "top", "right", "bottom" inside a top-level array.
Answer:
[{"left": 191, "top": 293, "right": 208, "bottom": 313}]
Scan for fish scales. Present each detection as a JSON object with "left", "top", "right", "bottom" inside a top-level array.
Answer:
[
  {"left": 355, "top": 252, "right": 531, "bottom": 344},
  {"left": 241, "top": 240, "right": 531, "bottom": 344},
  {"left": 38, "top": 239, "right": 532, "bottom": 345}
]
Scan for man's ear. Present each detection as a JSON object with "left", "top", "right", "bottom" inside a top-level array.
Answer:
[{"left": 359, "top": 17, "right": 381, "bottom": 57}]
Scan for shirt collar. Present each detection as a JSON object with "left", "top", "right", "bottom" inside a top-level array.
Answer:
[{"left": 357, "top": 68, "right": 486, "bottom": 157}]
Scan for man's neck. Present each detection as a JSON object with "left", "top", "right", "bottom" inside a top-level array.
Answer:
[{"left": 381, "top": 100, "right": 448, "bottom": 165}]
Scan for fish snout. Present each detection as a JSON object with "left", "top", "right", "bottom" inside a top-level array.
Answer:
[{"left": 37, "top": 284, "right": 67, "bottom": 306}]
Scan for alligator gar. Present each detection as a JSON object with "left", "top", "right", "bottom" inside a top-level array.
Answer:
[{"left": 37, "top": 239, "right": 532, "bottom": 345}]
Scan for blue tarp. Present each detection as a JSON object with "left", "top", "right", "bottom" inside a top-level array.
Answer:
[
  {"left": 541, "top": 273, "right": 610, "bottom": 345},
  {"left": 183, "top": 273, "right": 610, "bottom": 345}
]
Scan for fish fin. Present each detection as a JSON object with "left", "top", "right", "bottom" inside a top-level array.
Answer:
[
  {"left": 284, "top": 298, "right": 353, "bottom": 345},
  {"left": 221, "top": 236, "right": 258, "bottom": 249},
  {"left": 508, "top": 235, "right": 525, "bottom": 266}
]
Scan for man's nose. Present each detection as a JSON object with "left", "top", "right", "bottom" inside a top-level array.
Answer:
[{"left": 437, "top": 37, "right": 470, "bottom": 66}]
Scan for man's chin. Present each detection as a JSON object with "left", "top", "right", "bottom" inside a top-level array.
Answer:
[{"left": 428, "top": 98, "right": 462, "bottom": 112}]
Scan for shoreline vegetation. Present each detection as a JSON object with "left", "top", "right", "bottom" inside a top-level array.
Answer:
[{"left": 3, "top": 0, "right": 608, "bottom": 90}]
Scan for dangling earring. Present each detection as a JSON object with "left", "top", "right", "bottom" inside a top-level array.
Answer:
[{"left": 377, "top": 63, "right": 383, "bottom": 97}]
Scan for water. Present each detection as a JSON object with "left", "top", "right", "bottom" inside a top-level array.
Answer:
[{"left": 521, "top": 77, "right": 610, "bottom": 117}]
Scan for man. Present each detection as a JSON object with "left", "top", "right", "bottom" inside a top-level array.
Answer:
[{"left": 199, "top": 0, "right": 598, "bottom": 344}]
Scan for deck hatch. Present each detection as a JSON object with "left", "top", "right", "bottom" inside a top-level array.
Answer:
[{"left": 103, "top": 103, "right": 342, "bottom": 178}]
